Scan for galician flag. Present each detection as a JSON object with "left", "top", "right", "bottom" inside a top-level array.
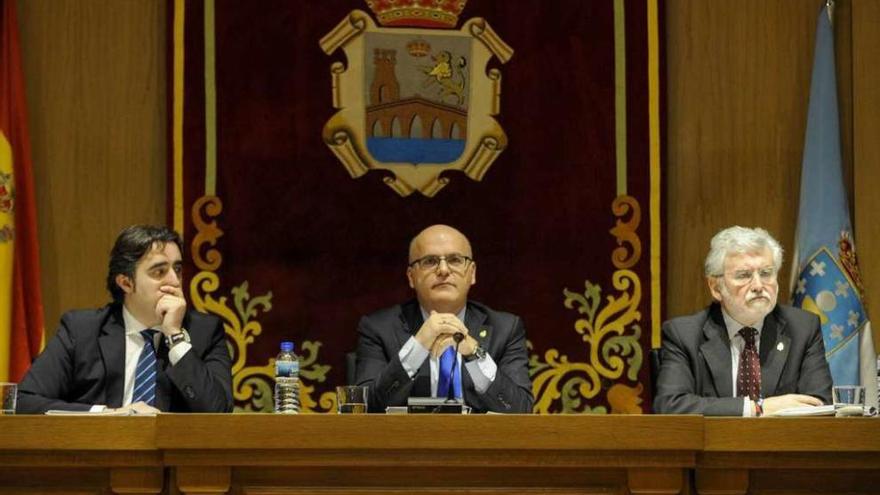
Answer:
[{"left": 791, "top": 1, "right": 878, "bottom": 409}]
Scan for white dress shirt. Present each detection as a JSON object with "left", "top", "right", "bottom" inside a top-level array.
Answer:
[{"left": 90, "top": 306, "right": 192, "bottom": 411}]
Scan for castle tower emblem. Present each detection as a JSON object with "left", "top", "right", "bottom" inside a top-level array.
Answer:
[{"left": 320, "top": 1, "right": 512, "bottom": 197}]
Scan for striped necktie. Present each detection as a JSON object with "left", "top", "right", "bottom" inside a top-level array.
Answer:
[{"left": 133, "top": 329, "right": 158, "bottom": 406}]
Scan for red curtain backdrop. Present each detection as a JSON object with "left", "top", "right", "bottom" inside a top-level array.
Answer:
[{"left": 171, "top": 0, "right": 664, "bottom": 413}]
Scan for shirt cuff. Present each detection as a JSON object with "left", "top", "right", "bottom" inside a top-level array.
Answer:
[
  {"left": 168, "top": 341, "right": 192, "bottom": 365},
  {"left": 743, "top": 398, "right": 754, "bottom": 417},
  {"left": 464, "top": 353, "right": 497, "bottom": 394},
  {"left": 398, "top": 336, "right": 429, "bottom": 379},
  {"left": 90, "top": 405, "right": 107, "bottom": 412}
]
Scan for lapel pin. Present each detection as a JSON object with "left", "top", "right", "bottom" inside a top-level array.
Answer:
[
  {"left": 777, "top": 342, "right": 784, "bottom": 351},
  {"left": 479, "top": 328, "right": 488, "bottom": 338}
]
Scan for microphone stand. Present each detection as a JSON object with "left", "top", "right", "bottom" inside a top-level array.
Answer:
[
  {"left": 407, "top": 333, "right": 466, "bottom": 414},
  {"left": 446, "top": 333, "right": 464, "bottom": 404}
]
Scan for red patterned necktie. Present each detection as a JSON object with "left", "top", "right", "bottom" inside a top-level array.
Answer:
[{"left": 736, "top": 327, "right": 761, "bottom": 401}]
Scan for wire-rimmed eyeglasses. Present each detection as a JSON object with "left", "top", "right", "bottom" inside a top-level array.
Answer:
[{"left": 408, "top": 254, "right": 473, "bottom": 272}]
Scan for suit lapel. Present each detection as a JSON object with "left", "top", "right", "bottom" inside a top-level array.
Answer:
[
  {"left": 400, "top": 300, "right": 431, "bottom": 397},
  {"left": 400, "top": 300, "right": 423, "bottom": 342},
  {"left": 98, "top": 308, "right": 126, "bottom": 408},
  {"left": 760, "top": 308, "right": 790, "bottom": 397},
  {"left": 465, "top": 303, "right": 490, "bottom": 349},
  {"left": 154, "top": 337, "right": 172, "bottom": 411},
  {"left": 700, "top": 306, "right": 733, "bottom": 398},
  {"left": 462, "top": 303, "right": 490, "bottom": 398},
  {"left": 154, "top": 312, "right": 194, "bottom": 411}
]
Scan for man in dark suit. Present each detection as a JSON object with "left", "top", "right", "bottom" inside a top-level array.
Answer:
[
  {"left": 654, "top": 226, "right": 832, "bottom": 416},
  {"left": 355, "top": 224, "right": 533, "bottom": 413},
  {"left": 17, "top": 225, "right": 233, "bottom": 414}
]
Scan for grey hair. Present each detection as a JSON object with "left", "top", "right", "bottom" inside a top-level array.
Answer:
[{"left": 704, "top": 226, "right": 784, "bottom": 277}]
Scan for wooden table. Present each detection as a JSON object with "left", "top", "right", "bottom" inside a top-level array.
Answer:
[
  {"left": 0, "top": 416, "right": 162, "bottom": 494},
  {"left": 1, "top": 415, "right": 877, "bottom": 494},
  {"left": 698, "top": 417, "right": 880, "bottom": 495}
]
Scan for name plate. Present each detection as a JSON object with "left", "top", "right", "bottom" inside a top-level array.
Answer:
[{"left": 406, "top": 397, "right": 469, "bottom": 414}]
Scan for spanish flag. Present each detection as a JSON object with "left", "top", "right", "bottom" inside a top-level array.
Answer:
[{"left": 0, "top": 0, "right": 44, "bottom": 383}]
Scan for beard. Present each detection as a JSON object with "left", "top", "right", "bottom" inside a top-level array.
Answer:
[{"left": 720, "top": 282, "right": 777, "bottom": 325}]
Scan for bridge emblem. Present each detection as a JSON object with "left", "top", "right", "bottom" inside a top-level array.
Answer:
[{"left": 320, "top": 3, "right": 513, "bottom": 197}]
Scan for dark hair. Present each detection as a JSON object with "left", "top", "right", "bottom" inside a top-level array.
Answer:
[{"left": 106, "top": 225, "right": 183, "bottom": 303}]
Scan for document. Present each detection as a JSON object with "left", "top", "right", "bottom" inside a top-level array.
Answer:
[
  {"left": 45, "top": 409, "right": 155, "bottom": 416},
  {"left": 766, "top": 404, "right": 835, "bottom": 417}
]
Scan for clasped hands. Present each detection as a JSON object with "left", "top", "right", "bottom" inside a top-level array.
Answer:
[{"left": 415, "top": 311, "right": 477, "bottom": 358}]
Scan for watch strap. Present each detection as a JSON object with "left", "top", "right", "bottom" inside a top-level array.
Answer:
[
  {"left": 464, "top": 345, "right": 486, "bottom": 363},
  {"left": 165, "top": 328, "right": 190, "bottom": 349}
]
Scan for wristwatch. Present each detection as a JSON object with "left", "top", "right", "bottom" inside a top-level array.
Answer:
[
  {"left": 463, "top": 344, "right": 487, "bottom": 363},
  {"left": 165, "top": 328, "right": 191, "bottom": 349}
]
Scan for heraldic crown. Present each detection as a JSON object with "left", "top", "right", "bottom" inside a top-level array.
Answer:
[{"left": 365, "top": 0, "right": 467, "bottom": 29}]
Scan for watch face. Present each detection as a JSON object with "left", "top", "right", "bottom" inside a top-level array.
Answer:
[{"left": 167, "top": 330, "right": 189, "bottom": 346}]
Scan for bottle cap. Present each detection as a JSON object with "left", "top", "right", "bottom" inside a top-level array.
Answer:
[{"left": 280, "top": 341, "right": 294, "bottom": 352}]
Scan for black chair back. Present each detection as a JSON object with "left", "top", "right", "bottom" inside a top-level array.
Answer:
[
  {"left": 345, "top": 351, "right": 357, "bottom": 385},
  {"left": 649, "top": 347, "right": 662, "bottom": 396}
]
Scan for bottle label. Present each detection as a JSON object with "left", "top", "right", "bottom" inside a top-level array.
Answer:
[{"left": 276, "top": 360, "right": 299, "bottom": 378}]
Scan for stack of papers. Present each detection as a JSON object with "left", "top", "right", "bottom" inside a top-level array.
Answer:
[
  {"left": 766, "top": 404, "right": 836, "bottom": 417},
  {"left": 45, "top": 409, "right": 155, "bottom": 416}
]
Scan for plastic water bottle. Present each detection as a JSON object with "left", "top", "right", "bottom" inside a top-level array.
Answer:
[{"left": 274, "top": 341, "right": 300, "bottom": 414}]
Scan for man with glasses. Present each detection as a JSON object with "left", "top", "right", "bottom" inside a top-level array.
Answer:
[
  {"left": 654, "top": 226, "right": 832, "bottom": 416},
  {"left": 355, "top": 224, "right": 533, "bottom": 413}
]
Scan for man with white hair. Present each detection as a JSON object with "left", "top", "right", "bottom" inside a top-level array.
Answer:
[{"left": 654, "top": 226, "right": 832, "bottom": 416}]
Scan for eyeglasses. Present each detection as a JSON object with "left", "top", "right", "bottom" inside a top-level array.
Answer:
[
  {"left": 408, "top": 254, "right": 473, "bottom": 272},
  {"left": 720, "top": 267, "right": 778, "bottom": 286}
]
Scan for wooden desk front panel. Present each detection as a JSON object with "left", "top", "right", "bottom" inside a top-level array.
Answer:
[
  {"left": 2, "top": 415, "right": 878, "bottom": 495},
  {"left": 159, "top": 415, "right": 698, "bottom": 495}
]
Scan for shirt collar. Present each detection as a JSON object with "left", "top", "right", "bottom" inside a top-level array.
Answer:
[
  {"left": 122, "top": 305, "right": 153, "bottom": 336},
  {"left": 721, "top": 307, "right": 765, "bottom": 342}
]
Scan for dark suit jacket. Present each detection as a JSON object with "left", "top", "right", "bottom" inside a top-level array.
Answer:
[
  {"left": 17, "top": 304, "right": 234, "bottom": 414},
  {"left": 355, "top": 299, "right": 533, "bottom": 413},
  {"left": 653, "top": 303, "right": 832, "bottom": 415}
]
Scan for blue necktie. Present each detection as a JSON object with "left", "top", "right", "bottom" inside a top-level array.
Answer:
[
  {"left": 437, "top": 346, "right": 462, "bottom": 399},
  {"left": 132, "top": 329, "right": 158, "bottom": 406}
]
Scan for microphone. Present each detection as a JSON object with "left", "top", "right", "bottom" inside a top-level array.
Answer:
[{"left": 446, "top": 333, "right": 464, "bottom": 403}]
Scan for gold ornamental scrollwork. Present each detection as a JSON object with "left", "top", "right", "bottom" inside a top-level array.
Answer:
[
  {"left": 188, "top": 195, "right": 335, "bottom": 412},
  {"left": 609, "top": 194, "right": 641, "bottom": 269},
  {"left": 191, "top": 196, "right": 223, "bottom": 271},
  {"left": 529, "top": 195, "right": 646, "bottom": 414}
]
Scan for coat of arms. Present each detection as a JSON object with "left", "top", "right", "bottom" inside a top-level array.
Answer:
[
  {"left": 0, "top": 169, "right": 14, "bottom": 243},
  {"left": 320, "top": 0, "right": 513, "bottom": 197}
]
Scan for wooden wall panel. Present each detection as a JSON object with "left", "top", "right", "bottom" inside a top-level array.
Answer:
[
  {"left": 12, "top": 0, "right": 878, "bottom": 353},
  {"left": 853, "top": 0, "right": 880, "bottom": 349},
  {"left": 17, "top": 0, "right": 166, "bottom": 335},
  {"left": 665, "top": 0, "right": 857, "bottom": 318}
]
